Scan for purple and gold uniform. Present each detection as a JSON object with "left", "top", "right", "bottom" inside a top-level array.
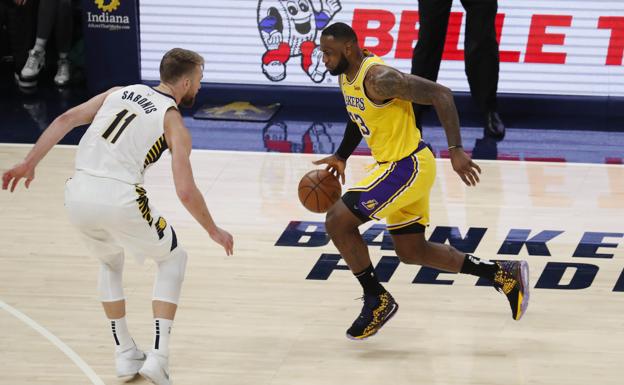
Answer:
[{"left": 340, "top": 53, "right": 436, "bottom": 233}]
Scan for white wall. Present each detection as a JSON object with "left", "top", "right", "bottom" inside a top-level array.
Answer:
[{"left": 139, "top": 0, "right": 624, "bottom": 96}]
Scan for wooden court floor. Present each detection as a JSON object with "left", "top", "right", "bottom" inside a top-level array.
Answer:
[{"left": 1, "top": 144, "right": 624, "bottom": 385}]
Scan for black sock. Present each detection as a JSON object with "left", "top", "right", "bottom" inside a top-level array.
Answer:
[
  {"left": 460, "top": 254, "right": 499, "bottom": 281},
  {"left": 354, "top": 264, "right": 386, "bottom": 296}
]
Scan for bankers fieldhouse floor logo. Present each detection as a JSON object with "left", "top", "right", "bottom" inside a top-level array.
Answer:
[
  {"left": 257, "top": 0, "right": 342, "bottom": 83},
  {"left": 87, "top": 0, "right": 130, "bottom": 31},
  {"left": 275, "top": 221, "right": 624, "bottom": 292}
]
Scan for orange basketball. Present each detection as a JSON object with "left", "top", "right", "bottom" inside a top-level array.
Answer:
[{"left": 298, "top": 169, "right": 342, "bottom": 213}]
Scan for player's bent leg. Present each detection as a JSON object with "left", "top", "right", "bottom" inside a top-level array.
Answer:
[
  {"left": 391, "top": 230, "right": 530, "bottom": 320},
  {"left": 328, "top": 196, "right": 399, "bottom": 340},
  {"left": 140, "top": 247, "right": 187, "bottom": 385},
  {"left": 325, "top": 199, "right": 370, "bottom": 273},
  {"left": 152, "top": 247, "right": 187, "bottom": 306},
  {"left": 391, "top": 229, "right": 464, "bottom": 272},
  {"left": 97, "top": 254, "right": 146, "bottom": 377},
  {"left": 98, "top": 254, "right": 125, "bottom": 303}
]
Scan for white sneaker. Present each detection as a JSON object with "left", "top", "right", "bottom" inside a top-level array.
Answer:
[
  {"left": 54, "top": 58, "right": 71, "bottom": 86},
  {"left": 139, "top": 352, "right": 171, "bottom": 385},
  {"left": 115, "top": 343, "right": 146, "bottom": 378},
  {"left": 21, "top": 49, "right": 45, "bottom": 79},
  {"left": 14, "top": 72, "right": 37, "bottom": 88}
]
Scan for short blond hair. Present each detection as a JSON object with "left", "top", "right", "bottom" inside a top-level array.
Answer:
[{"left": 159, "top": 48, "right": 204, "bottom": 83}]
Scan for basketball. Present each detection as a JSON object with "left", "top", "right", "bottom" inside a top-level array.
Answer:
[{"left": 298, "top": 169, "right": 342, "bottom": 213}]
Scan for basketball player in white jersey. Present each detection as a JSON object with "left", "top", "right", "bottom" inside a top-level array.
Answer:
[{"left": 2, "top": 48, "right": 233, "bottom": 385}]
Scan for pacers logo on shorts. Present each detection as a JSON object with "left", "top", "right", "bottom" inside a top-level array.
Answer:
[
  {"left": 362, "top": 199, "right": 379, "bottom": 211},
  {"left": 155, "top": 216, "right": 167, "bottom": 240}
]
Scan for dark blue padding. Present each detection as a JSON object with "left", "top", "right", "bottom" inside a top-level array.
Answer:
[{"left": 186, "top": 82, "right": 622, "bottom": 132}]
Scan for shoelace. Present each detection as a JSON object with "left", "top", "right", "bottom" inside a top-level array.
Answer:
[
  {"left": 25, "top": 53, "right": 42, "bottom": 70},
  {"left": 352, "top": 296, "right": 379, "bottom": 323},
  {"left": 352, "top": 297, "right": 366, "bottom": 321},
  {"left": 57, "top": 61, "right": 70, "bottom": 78}
]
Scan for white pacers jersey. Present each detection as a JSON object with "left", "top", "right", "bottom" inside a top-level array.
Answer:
[{"left": 75, "top": 84, "right": 178, "bottom": 184}]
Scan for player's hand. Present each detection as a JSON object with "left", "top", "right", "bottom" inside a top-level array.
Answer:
[
  {"left": 2, "top": 161, "right": 35, "bottom": 192},
  {"left": 209, "top": 226, "right": 234, "bottom": 256},
  {"left": 313, "top": 154, "right": 346, "bottom": 185},
  {"left": 449, "top": 148, "right": 481, "bottom": 186}
]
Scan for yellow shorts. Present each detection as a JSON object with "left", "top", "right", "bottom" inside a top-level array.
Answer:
[{"left": 343, "top": 144, "right": 436, "bottom": 233}]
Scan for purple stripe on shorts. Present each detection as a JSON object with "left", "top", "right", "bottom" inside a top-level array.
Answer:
[{"left": 356, "top": 155, "right": 419, "bottom": 217}]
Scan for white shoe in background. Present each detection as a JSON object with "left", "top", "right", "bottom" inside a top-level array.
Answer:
[
  {"left": 54, "top": 58, "right": 71, "bottom": 86},
  {"left": 21, "top": 49, "right": 45, "bottom": 79}
]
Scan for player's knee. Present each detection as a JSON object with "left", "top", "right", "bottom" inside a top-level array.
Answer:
[
  {"left": 153, "top": 247, "right": 188, "bottom": 304},
  {"left": 98, "top": 256, "right": 125, "bottom": 302},
  {"left": 325, "top": 212, "right": 347, "bottom": 241},
  {"left": 99, "top": 252, "right": 124, "bottom": 272},
  {"left": 324, "top": 207, "right": 340, "bottom": 237},
  {"left": 325, "top": 203, "right": 357, "bottom": 238}
]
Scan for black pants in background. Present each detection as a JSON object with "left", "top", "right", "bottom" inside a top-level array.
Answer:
[
  {"left": 411, "top": 0, "right": 499, "bottom": 129},
  {"left": 0, "top": 0, "right": 38, "bottom": 74},
  {"left": 36, "top": 0, "right": 73, "bottom": 54}
]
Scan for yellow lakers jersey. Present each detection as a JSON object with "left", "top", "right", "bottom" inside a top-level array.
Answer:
[{"left": 340, "top": 53, "right": 421, "bottom": 163}]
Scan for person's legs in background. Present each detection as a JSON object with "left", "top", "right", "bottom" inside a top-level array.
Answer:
[
  {"left": 53, "top": 0, "right": 72, "bottom": 86},
  {"left": 20, "top": 0, "right": 57, "bottom": 81},
  {"left": 6, "top": 0, "right": 38, "bottom": 86},
  {"left": 462, "top": 0, "right": 505, "bottom": 140},
  {"left": 410, "top": 0, "right": 453, "bottom": 133}
]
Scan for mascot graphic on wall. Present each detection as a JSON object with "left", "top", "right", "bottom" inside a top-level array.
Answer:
[{"left": 257, "top": 0, "right": 342, "bottom": 83}]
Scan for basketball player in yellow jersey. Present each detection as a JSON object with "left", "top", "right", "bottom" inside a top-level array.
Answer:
[{"left": 314, "top": 23, "right": 529, "bottom": 340}]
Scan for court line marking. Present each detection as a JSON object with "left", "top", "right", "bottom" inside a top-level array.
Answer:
[
  {"left": 0, "top": 299, "right": 105, "bottom": 385},
  {"left": 0, "top": 142, "right": 620, "bottom": 168}
]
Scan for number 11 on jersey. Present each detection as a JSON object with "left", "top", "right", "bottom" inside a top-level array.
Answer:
[{"left": 102, "top": 109, "right": 137, "bottom": 144}]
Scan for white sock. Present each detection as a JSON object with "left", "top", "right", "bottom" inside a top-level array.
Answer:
[
  {"left": 152, "top": 318, "right": 173, "bottom": 357},
  {"left": 110, "top": 317, "right": 133, "bottom": 352},
  {"left": 33, "top": 38, "right": 47, "bottom": 53}
]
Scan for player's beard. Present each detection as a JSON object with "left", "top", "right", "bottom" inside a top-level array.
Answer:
[
  {"left": 329, "top": 53, "right": 349, "bottom": 76},
  {"left": 180, "top": 94, "right": 195, "bottom": 108}
]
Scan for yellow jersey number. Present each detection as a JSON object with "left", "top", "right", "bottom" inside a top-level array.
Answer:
[{"left": 348, "top": 111, "right": 371, "bottom": 136}]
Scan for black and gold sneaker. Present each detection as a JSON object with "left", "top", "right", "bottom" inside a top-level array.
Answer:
[
  {"left": 346, "top": 291, "right": 399, "bottom": 340},
  {"left": 494, "top": 260, "right": 530, "bottom": 320}
]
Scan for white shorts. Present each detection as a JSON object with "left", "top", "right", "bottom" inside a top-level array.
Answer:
[{"left": 64, "top": 171, "right": 178, "bottom": 264}]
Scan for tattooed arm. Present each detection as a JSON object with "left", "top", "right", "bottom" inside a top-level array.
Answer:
[
  {"left": 364, "top": 65, "right": 462, "bottom": 149},
  {"left": 363, "top": 65, "right": 481, "bottom": 186}
]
